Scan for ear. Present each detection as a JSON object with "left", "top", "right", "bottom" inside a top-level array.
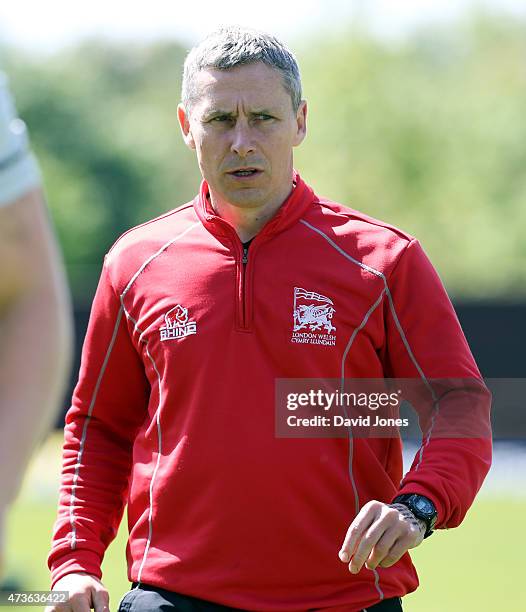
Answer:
[
  {"left": 177, "top": 103, "right": 196, "bottom": 150},
  {"left": 292, "top": 100, "right": 307, "bottom": 147}
]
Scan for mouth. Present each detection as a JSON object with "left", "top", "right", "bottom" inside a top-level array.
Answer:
[{"left": 226, "top": 168, "right": 262, "bottom": 179}]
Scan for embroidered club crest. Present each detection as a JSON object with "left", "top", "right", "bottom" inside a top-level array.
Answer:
[{"left": 291, "top": 287, "right": 336, "bottom": 346}]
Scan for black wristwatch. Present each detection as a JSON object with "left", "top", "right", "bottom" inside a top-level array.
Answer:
[{"left": 393, "top": 493, "right": 437, "bottom": 538}]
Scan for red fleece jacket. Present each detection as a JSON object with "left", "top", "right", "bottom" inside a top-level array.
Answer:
[{"left": 48, "top": 172, "right": 491, "bottom": 611}]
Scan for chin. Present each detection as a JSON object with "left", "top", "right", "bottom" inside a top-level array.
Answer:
[{"left": 223, "top": 187, "right": 267, "bottom": 208}]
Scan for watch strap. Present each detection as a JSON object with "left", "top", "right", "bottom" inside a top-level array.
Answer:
[{"left": 393, "top": 493, "right": 437, "bottom": 538}]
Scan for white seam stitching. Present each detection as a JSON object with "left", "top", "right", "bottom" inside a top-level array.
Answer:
[
  {"left": 121, "top": 221, "right": 201, "bottom": 298},
  {"left": 116, "top": 224, "right": 201, "bottom": 582},
  {"left": 118, "top": 294, "right": 163, "bottom": 585},
  {"left": 68, "top": 306, "right": 124, "bottom": 549},
  {"left": 341, "top": 287, "right": 386, "bottom": 382},
  {"left": 69, "top": 223, "right": 198, "bottom": 560},
  {"left": 340, "top": 287, "right": 387, "bottom": 516},
  {"left": 383, "top": 283, "right": 439, "bottom": 472},
  {"left": 300, "top": 219, "right": 384, "bottom": 279},
  {"left": 136, "top": 343, "right": 163, "bottom": 584},
  {"left": 301, "top": 219, "right": 444, "bottom": 602},
  {"left": 301, "top": 219, "right": 439, "bottom": 471},
  {"left": 372, "top": 567, "right": 384, "bottom": 600},
  {"left": 383, "top": 288, "right": 437, "bottom": 401}
]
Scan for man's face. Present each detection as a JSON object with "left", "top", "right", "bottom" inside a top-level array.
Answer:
[{"left": 178, "top": 61, "right": 307, "bottom": 210}]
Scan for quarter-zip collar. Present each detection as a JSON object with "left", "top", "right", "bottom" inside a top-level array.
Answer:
[{"left": 193, "top": 170, "right": 315, "bottom": 241}]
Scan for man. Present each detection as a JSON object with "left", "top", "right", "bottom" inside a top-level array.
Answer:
[
  {"left": 0, "top": 73, "right": 73, "bottom": 576},
  {"left": 47, "top": 27, "right": 491, "bottom": 612}
]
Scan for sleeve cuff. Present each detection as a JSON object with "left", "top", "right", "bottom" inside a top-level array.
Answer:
[
  {"left": 391, "top": 485, "right": 447, "bottom": 529},
  {"left": 50, "top": 549, "right": 103, "bottom": 589}
]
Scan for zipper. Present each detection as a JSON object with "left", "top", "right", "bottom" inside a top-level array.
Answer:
[
  {"left": 238, "top": 242, "right": 250, "bottom": 330},
  {"left": 207, "top": 214, "right": 254, "bottom": 331}
]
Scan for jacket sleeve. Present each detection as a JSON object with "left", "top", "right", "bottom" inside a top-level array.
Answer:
[
  {"left": 47, "top": 259, "right": 150, "bottom": 587},
  {"left": 383, "top": 239, "right": 492, "bottom": 528}
]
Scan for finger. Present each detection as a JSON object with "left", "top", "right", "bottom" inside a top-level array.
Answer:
[
  {"left": 66, "top": 592, "right": 91, "bottom": 612},
  {"left": 348, "top": 519, "right": 387, "bottom": 574},
  {"left": 339, "top": 503, "right": 379, "bottom": 562},
  {"left": 365, "top": 526, "right": 399, "bottom": 570},
  {"left": 378, "top": 535, "right": 413, "bottom": 568},
  {"left": 92, "top": 587, "right": 110, "bottom": 612}
]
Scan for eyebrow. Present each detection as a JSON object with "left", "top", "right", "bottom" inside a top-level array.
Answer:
[
  {"left": 202, "top": 108, "right": 277, "bottom": 120},
  {"left": 202, "top": 110, "right": 232, "bottom": 120}
]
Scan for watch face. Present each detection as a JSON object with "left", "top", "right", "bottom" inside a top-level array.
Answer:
[{"left": 413, "top": 496, "right": 435, "bottom": 517}]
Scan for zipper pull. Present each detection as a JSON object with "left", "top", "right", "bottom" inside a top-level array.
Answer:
[{"left": 242, "top": 246, "right": 249, "bottom": 265}]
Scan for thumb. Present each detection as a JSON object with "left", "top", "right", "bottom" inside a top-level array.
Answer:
[{"left": 92, "top": 587, "right": 110, "bottom": 612}]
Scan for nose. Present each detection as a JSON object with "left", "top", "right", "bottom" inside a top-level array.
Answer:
[{"left": 230, "top": 119, "right": 256, "bottom": 157}]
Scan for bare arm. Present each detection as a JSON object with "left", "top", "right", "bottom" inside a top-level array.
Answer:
[
  {"left": 0, "top": 74, "right": 73, "bottom": 563},
  {"left": 0, "top": 188, "right": 73, "bottom": 512}
]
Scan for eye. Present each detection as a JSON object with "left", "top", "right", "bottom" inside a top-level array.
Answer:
[
  {"left": 210, "top": 115, "right": 233, "bottom": 123},
  {"left": 255, "top": 114, "right": 273, "bottom": 121}
]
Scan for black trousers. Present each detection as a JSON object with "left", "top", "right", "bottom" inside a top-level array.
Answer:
[{"left": 118, "top": 583, "right": 403, "bottom": 612}]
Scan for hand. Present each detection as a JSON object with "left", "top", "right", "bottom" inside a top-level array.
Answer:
[
  {"left": 339, "top": 500, "right": 426, "bottom": 573},
  {"left": 44, "top": 573, "right": 110, "bottom": 612}
]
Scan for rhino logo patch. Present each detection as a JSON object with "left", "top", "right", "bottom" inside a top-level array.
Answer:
[{"left": 160, "top": 304, "right": 197, "bottom": 341}]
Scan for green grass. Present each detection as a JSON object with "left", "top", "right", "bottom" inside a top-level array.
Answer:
[
  {"left": 4, "top": 433, "right": 525, "bottom": 611},
  {"left": 404, "top": 498, "right": 526, "bottom": 611}
]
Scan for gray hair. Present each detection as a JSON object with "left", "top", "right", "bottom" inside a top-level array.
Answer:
[{"left": 182, "top": 25, "right": 302, "bottom": 112}]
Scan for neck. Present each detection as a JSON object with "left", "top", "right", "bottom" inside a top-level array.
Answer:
[{"left": 209, "top": 178, "right": 294, "bottom": 243}]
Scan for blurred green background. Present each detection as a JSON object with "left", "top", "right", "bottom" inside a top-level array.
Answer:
[
  {"left": 2, "top": 6, "right": 526, "bottom": 612},
  {"left": 2, "top": 11, "right": 526, "bottom": 304}
]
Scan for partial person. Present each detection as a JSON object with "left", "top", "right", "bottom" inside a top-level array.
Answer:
[
  {"left": 0, "top": 72, "right": 73, "bottom": 577},
  {"left": 47, "top": 27, "right": 491, "bottom": 612}
]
